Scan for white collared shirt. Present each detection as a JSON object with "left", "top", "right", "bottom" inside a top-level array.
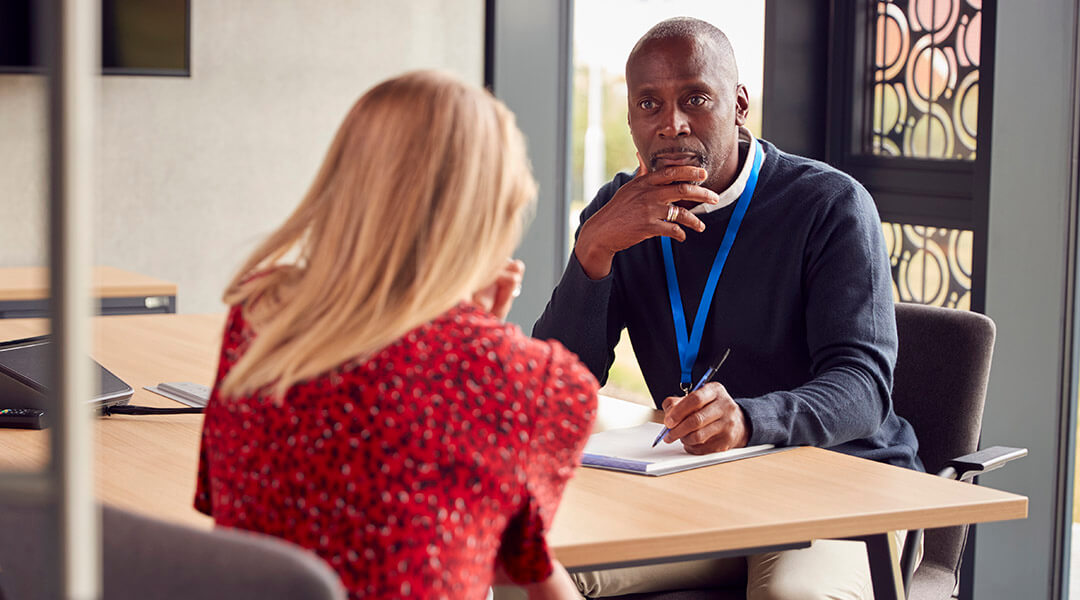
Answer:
[{"left": 690, "top": 126, "right": 758, "bottom": 216}]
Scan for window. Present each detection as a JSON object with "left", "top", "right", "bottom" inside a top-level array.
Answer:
[
  {"left": 867, "top": 0, "right": 983, "bottom": 160},
  {"left": 883, "top": 223, "right": 974, "bottom": 308},
  {"left": 829, "top": 0, "right": 993, "bottom": 312}
]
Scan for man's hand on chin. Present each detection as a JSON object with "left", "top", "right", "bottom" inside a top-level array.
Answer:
[
  {"left": 573, "top": 155, "right": 719, "bottom": 280},
  {"left": 659, "top": 382, "right": 750, "bottom": 455}
]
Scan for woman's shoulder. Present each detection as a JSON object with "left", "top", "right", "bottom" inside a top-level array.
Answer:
[
  {"left": 437, "top": 304, "right": 596, "bottom": 382},
  {"left": 438, "top": 306, "right": 598, "bottom": 444}
]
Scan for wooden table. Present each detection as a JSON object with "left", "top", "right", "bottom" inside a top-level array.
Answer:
[
  {"left": 0, "top": 266, "right": 177, "bottom": 318},
  {"left": 0, "top": 314, "right": 1027, "bottom": 599}
]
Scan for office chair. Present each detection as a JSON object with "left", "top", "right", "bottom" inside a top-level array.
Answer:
[
  {"left": 0, "top": 504, "right": 345, "bottom": 600},
  {"left": 891, "top": 302, "right": 1024, "bottom": 599},
  {"left": 605, "top": 303, "right": 1024, "bottom": 600}
]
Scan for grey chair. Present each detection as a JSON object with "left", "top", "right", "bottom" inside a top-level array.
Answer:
[
  {"left": 0, "top": 504, "right": 345, "bottom": 600},
  {"left": 892, "top": 302, "right": 1024, "bottom": 599},
  {"left": 607, "top": 303, "right": 1024, "bottom": 600}
]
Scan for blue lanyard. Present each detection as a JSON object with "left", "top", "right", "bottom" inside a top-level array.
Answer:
[{"left": 661, "top": 139, "right": 763, "bottom": 387}]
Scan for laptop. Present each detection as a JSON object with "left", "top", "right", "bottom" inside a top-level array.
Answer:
[{"left": 0, "top": 335, "right": 133, "bottom": 410}]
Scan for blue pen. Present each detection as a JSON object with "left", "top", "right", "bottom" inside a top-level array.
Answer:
[{"left": 652, "top": 348, "right": 731, "bottom": 447}]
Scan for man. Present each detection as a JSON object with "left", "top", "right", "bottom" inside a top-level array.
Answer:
[{"left": 533, "top": 17, "right": 922, "bottom": 599}]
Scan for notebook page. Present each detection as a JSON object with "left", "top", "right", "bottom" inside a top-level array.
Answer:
[
  {"left": 583, "top": 422, "right": 691, "bottom": 465},
  {"left": 582, "top": 422, "right": 775, "bottom": 475}
]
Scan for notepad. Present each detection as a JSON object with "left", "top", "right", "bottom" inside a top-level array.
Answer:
[{"left": 582, "top": 422, "right": 777, "bottom": 476}]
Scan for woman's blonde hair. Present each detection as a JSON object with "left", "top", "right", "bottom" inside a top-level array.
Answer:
[{"left": 218, "top": 70, "right": 537, "bottom": 400}]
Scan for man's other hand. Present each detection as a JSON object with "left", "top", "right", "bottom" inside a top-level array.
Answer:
[
  {"left": 574, "top": 155, "right": 720, "bottom": 280},
  {"left": 660, "top": 382, "right": 749, "bottom": 454}
]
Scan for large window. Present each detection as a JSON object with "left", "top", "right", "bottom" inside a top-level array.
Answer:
[
  {"left": 863, "top": 0, "right": 986, "bottom": 310},
  {"left": 571, "top": 0, "right": 765, "bottom": 404},
  {"left": 867, "top": 0, "right": 983, "bottom": 160},
  {"left": 830, "top": 0, "right": 992, "bottom": 312}
]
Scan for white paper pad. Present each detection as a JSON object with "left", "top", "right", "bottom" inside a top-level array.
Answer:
[{"left": 582, "top": 422, "right": 778, "bottom": 476}]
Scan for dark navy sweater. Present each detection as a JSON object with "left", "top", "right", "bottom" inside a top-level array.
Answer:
[{"left": 534, "top": 139, "right": 921, "bottom": 470}]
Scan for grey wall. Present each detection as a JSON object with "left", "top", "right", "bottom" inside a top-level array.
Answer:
[
  {"left": 761, "top": 0, "right": 829, "bottom": 161},
  {"left": 978, "top": 1, "right": 1080, "bottom": 598},
  {"left": 490, "top": 0, "right": 572, "bottom": 330},
  {"left": 0, "top": 0, "right": 484, "bottom": 314}
]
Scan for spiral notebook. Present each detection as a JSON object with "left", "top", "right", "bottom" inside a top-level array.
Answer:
[{"left": 582, "top": 422, "right": 778, "bottom": 476}]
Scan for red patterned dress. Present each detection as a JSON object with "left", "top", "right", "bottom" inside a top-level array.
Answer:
[{"left": 195, "top": 303, "right": 598, "bottom": 599}]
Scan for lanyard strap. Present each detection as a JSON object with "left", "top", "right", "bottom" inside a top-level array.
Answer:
[{"left": 661, "top": 139, "right": 763, "bottom": 386}]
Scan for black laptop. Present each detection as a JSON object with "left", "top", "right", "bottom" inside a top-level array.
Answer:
[{"left": 0, "top": 335, "right": 133, "bottom": 410}]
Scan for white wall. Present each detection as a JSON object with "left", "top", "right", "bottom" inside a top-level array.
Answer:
[{"left": 0, "top": 0, "right": 484, "bottom": 313}]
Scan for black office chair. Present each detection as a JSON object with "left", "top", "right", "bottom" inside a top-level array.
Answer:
[
  {"left": 891, "top": 302, "right": 1025, "bottom": 599},
  {"left": 0, "top": 504, "right": 345, "bottom": 600},
  {"left": 605, "top": 303, "right": 1024, "bottom": 600}
]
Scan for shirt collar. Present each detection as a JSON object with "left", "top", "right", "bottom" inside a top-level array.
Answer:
[{"left": 691, "top": 126, "right": 757, "bottom": 216}]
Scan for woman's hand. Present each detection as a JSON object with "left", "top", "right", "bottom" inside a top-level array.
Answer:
[{"left": 471, "top": 259, "right": 525, "bottom": 320}]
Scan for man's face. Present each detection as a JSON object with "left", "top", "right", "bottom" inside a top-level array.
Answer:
[{"left": 626, "top": 35, "right": 748, "bottom": 194}]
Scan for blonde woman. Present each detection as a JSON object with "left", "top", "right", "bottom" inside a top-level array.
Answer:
[{"left": 195, "top": 71, "right": 597, "bottom": 600}]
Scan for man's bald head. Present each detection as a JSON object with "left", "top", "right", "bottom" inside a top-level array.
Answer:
[
  {"left": 623, "top": 17, "right": 749, "bottom": 194},
  {"left": 626, "top": 17, "right": 739, "bottom": 85}
]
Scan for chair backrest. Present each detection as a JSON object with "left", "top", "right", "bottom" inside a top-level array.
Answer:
[
  {"left": 101, "top": 506, "right": 345, "bottom": 599},
  {"left": 0, "top": 505, "right": 345, "bottom": 600},
  {"left": 892, "top": 302, "right": 996, "bottom": 570},
  {"left": 0, "top": 504, "right": 53, "bottom": 600}
]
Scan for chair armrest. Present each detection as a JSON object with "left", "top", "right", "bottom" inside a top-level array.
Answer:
[{"left": 938, "top": 446, "right": 1028, "bottom": 482}]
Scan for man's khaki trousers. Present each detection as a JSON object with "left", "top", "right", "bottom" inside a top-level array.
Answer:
[{"left": 572, "top": 530, "right": 920, "bottom": 600}]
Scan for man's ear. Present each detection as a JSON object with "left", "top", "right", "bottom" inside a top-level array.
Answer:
[{"left": 734, "top": 84, "right": 750, "bottom": 127}]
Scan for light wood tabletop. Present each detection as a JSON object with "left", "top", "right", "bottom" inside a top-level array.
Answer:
[
  {"left": 0, "top": 266, "right": 177, "bottom": 302},
  {"left": 0, "top": 313, "right": 220, "bottom": 529},
  {"left": 549, "top": 441, "right": 1025, "bottom": 568},
  {"left": 0, "top": 314, "right": 1027, "bottom": 594}
]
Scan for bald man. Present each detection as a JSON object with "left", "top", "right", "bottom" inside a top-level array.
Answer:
[{"left": 534, "top": 17, "right": 922, "bottom": 599}]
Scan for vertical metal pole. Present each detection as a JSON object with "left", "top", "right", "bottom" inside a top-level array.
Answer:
[
  {"left": 877, "top": 0, "right": 885, "bottom": 153},
  {"left": 45, "top": 0, "right": 100, "bottom": 598},
  {"left": 483, "top": 0, "right": 496, "bottom": 91},
  {"left": 555, "top": 0, "right": 573, "bottom": 269},
  {"left": 927, "top": 0, "right": 935, "bottom": 159}
]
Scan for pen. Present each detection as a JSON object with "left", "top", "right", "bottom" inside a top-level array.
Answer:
[{"left": 652, "top": 348, "right": 731, "bottom": 447}]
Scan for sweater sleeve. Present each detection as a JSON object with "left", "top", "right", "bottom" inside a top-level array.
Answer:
[
  {"left": 497, "top": 341, "right": 598, "bottom": 583},
  {"left": 532, "top": 176, "right": 630, "bottom": 385},
  {"left": 736, "top": 182, "right": 898, "bottom": 449}
]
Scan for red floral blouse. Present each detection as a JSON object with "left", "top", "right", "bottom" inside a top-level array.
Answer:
[{"left": 195, "top": 303, "right": 598, "bottom": 599}]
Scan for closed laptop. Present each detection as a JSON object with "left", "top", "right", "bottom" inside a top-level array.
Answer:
[{"left": 0, "top": 335, "right": 133, "bottom": 410}]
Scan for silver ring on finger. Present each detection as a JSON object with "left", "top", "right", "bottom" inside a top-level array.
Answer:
[{"left": 665, "top": 205, "right": 679, "bottom": 223}]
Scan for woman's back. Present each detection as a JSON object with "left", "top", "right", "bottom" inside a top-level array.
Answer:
[
  {"left": 196, "top": 302, "right": 597, "bottom": 598},
  {"left": 197, "top": 70, "right": 592, "bottom": 599}
]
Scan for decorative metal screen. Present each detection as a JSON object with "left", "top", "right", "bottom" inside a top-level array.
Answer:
[
  {"left": 868, "top": 0, "right": 982, "bottom": 160},
  {"left": 882, "top": 221, "right": 973, "bottom": 309}
]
